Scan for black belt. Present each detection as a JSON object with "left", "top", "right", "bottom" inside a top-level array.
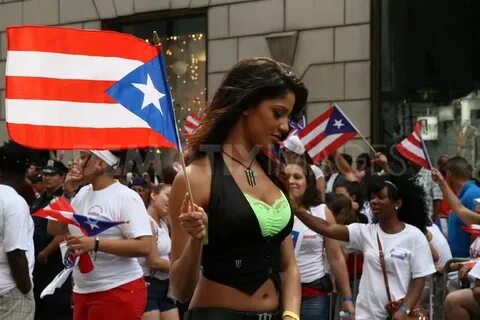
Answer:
[{"left": 185, "top": 308, "right": 281, "bottom": 320}]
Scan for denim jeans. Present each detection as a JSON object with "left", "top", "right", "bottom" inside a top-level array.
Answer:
[{"left": 300, "top": 295, "right": 330, "bottom": 320}]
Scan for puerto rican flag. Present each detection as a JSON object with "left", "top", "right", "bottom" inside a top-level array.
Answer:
[
  {"left": 395, "top": 121, "right": 432, "bottom": 170},
  {"left": 32, "top": 196, "right": 127, "bottom": 236},
  {"left": 298, "top": 105, "right": 358, "bottom": 164},
  {"left": 184, "top": 112, "right": 200, "bottom": 136},
  {"left": 6, "top": 26, "right": 178, "bottom": 150}
]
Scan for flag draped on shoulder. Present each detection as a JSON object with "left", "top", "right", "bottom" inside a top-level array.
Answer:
[
  {"left": 32, "top": 196, "right": 127, "bottom": 236},
  {"left": 298, "top": 105, "right": 358, "bottom": 163},
  {"left": 6, "top": 26, "right": 178, "bottom": 150},
  {"left": 395, "top": 121, "right": 432, "bottom": 170}
]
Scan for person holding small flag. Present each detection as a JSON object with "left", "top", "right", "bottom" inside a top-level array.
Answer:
[
  {"left": 47, "top": 151, "right": 152, "bottom": 320},
  {"left": 169, "top": 58, "right": 308, "bottom": 320}
]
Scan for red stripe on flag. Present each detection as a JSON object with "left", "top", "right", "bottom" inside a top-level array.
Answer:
[
  {"left": 297, "top": 107, "right": 333, "bottom": 139},
  {"left": 396, "top": 143, "right": 429, "bottom": 169},
  {"left": 6, "top": 77, "right": 116, "bottom": 103},
  {"left": 405, "top": 133, "right": 421, "bottom": 147},
  {"left": 33, "top": 208, "right": 77, "bottom": 225},
  {"left": 7, "top": 124, "right": 177, "bottom": 150},
  {"left": 303, "top": 132, "right": 328, "bottom": 152},
  {"left": 7, "top": 26, "right": 159, "bottom": 62},
  {"left": 309, "top": 133, "right": 357, "bottom": 164},
  {"left": 49, "top": 197, "right": 75, "bottom": 213}
]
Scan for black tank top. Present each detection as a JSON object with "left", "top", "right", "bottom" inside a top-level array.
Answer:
[{"left": 201, "top": 151, "right": 293, "bottom": 294}]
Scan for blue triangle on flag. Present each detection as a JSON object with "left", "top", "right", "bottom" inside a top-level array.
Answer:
[
  {"left": 106, "top": 55, "right": 178, "bottom": 147},
  {"left": 324, "top": 107, "right": 357, "bottom": 135}
]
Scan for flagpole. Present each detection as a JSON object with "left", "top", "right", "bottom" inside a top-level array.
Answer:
[
  {"left": 333, "top": 103, "right": 377, "bottom": 154},
  {"left": 152, "top": 32, "right": 195, "bottom": 205},
  {"left": 419, "top": 130, "right": 433, "bottom": 170}
]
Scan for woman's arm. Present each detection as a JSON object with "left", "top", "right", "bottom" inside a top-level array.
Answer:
[
  {"left": 145, "top": 222, "right": 170, "bottom": 272},
  {"left": 324, "top": 209, "right": 355, "bottom": 316},
  {"left": 47, "top": 220, "right": 69, "bottom": 236},
  {"left": 334, "top": 152, "right": 357, "bottom": 182},
  {"left": 169, "top": 167, "right": 209, "bottom": 303},
  {"left": 67, "top": 235, "right": 151, "bottom": 257},
  {"left": 279, "top": 236, "right": 301, "bottom": 319},
  {"left": 432, "top": 169, "right": 480, "bottom": 225},
  {"left": 294, "top": 208, "right": 350, "bottom": 242},
  {"left": 392, "top": 277, "right": 426, "bottom": 320}
]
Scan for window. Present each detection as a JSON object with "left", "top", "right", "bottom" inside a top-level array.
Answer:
[
  {"left": 104, "top": 11, "right": 207, "bottom": 143},
  {"left": 375, "top": 0, "right": 480, "bottom": 166}
]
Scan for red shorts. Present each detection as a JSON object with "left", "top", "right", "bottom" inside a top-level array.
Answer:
[{"left": 73, "top": 278, "right": 147, "bottom": 320}]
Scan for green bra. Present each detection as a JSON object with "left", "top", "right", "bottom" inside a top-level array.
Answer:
[{"left": 243, "top": 192, "right": 291, "bottom": 237}]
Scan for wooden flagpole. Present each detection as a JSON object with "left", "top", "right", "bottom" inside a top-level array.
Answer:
[{"left": 152, "top": 31, "right": 195, "bottom": 205}]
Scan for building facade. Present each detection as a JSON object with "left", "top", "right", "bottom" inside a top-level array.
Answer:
[{"left": 0, "top": 0, "right": 372, "bottom": 158}]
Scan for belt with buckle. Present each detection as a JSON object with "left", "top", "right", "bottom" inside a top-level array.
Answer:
[{"left": 185, "top": 307, "right": 281, "bottom": 320}]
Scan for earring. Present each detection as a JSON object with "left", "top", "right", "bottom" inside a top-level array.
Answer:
[{"left": 395, "top": 206, "right": 399, "bottom": 210}]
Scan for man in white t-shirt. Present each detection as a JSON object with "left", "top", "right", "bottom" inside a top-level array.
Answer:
[
  {"left": 0, "top": 184, "right": 35, "bottom": 319},
  {"left": 48, "top": 150, "right": 152, "bottom": 320}
]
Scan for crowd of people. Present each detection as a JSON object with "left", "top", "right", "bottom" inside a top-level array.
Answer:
[{"left": 1, "top": 57, "right": 480, "bottom": 320}]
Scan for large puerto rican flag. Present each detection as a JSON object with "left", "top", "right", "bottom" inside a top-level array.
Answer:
[
  {"left": 297, "top": 105, "right": 358, "bottom": 164},
  {"left": 5, "top": 26, "right": 178, "bottom": 150}
]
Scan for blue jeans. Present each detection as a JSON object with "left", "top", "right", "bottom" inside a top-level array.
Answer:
[{"left": 300, "top": 295, "right": 330, "bottom": 320}]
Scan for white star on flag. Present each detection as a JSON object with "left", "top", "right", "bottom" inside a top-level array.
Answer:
[
  {"left": 85, "top": 216, "right": 100, "bottom": 230},
  {"left": 333, "top": 119, "right": 344, "bottom": 129},
  {"left": 132, "top": 74, "right": 165, "bottom": 115}
]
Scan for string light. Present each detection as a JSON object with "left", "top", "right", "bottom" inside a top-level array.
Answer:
[{"left": 156, "top": 32, "right": 206, "bottom": 134}]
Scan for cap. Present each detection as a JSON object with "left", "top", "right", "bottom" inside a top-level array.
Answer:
[
  {"left": 283, "top": 135, "right": 305, "bottom": 155},
  {"left": 42, "top": 160, "right": 68, "bottom": 175},
  {"left": 128, "top": 177, "right": 148, "bottom": 189},
  {"left": 30, "top": 173, "right": 43, "bottom": 184}
]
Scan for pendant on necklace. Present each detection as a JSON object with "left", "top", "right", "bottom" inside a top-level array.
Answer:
[{"left": 244, "top": 168, "right": 256, "bottom": 187}]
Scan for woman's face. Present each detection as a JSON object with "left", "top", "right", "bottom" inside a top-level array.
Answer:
[
  {"left": 151, "top": 186, "right": 171, "bottom": 216},
  {"left": 370, "top": 186, "right": 399, "bottom": 220},
  {"left": 244, "top": 91, "right": 295, "bottom": 149},
  {"left": 284, "top": 164, "right": 307, "bottom": 202}
]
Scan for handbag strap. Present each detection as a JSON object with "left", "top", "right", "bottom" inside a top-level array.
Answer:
[{"left": 376, "top": 233, "right": 393, "bottom": 303}]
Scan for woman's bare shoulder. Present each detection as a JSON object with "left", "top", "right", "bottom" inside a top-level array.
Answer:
[{"left": 172, "top": 155, "right": 211, "bottom": 207}]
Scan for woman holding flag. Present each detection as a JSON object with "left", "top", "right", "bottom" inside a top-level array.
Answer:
[
  {"left": 169, "top": 57, "right": 308, "bottom": 320},
  {"left": 293, "top": 174, "right": 435, "bottom": 320},
  {"left": 47, "top": 150, "right": 152, "bottom": 320}
]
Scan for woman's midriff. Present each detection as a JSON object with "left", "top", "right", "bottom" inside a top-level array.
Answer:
[{"left": 189, "top": 274, "right": 279, "bottom": 312}]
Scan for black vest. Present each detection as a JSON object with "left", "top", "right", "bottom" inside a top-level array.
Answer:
[{"left": 201, "top": 151, "right": 293, "bottom": 294}]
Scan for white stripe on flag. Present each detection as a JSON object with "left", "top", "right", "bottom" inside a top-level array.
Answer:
[
  {"left": 6, "top": 99, "right": 150, "bottom": 128},
  {"left": 307, "top": 133, "right": 342, "bottom": 158},
  {"left": 412, "top": 131, "right": 421, "bottom": 141},
  {"left": 299, "top": 118, "right": 328, "bottom": 146},
  {"left": 400, "top": 139, "right": 426, "bottom": 160},
  {"left": 6, "top": 51, "right": 143, "bottom": 81},
  {"left": 186, "top": 117, "right": 199, "bottom": 127}
]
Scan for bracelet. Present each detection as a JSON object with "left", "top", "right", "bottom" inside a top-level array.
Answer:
[
  {"left": 342, "top": 295, "right": 353, "bottom": 302},
  {"left": 399, "top": 305, "right": 410, "bottom": 315},
  {"left": 94, "top": 237, "right": 100, "bottom": 252},
  {"left": 282, "top": 311, "right": 300, "bottom": 320}
]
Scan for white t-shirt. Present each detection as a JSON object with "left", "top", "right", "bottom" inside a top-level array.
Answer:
[
  {"left": 292, "top": 204, "right": 329, "bottom": 283},
  {"left": 139, "top": 218, "right": 171, "bottom": 281},
  {"left": 360, "top": 202, "right": 374, "bottom": 224},
  {"left": 69, "top": 181, "right": 152, "bottom": 294},
  {"left": 310, "top": 165, "right": 324, "bottom": 180},
  {"left": 347, "top": 223, "right": 435, "bottom": 320},
  {"left": 427, "top": 224, "right": 452, "bottom": 269},
  {"left": 0, "top": 185, "right": 34, "bottom": 295},
  {"left": 326, "top": 173, "right": 339, "bottom": 193}
]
